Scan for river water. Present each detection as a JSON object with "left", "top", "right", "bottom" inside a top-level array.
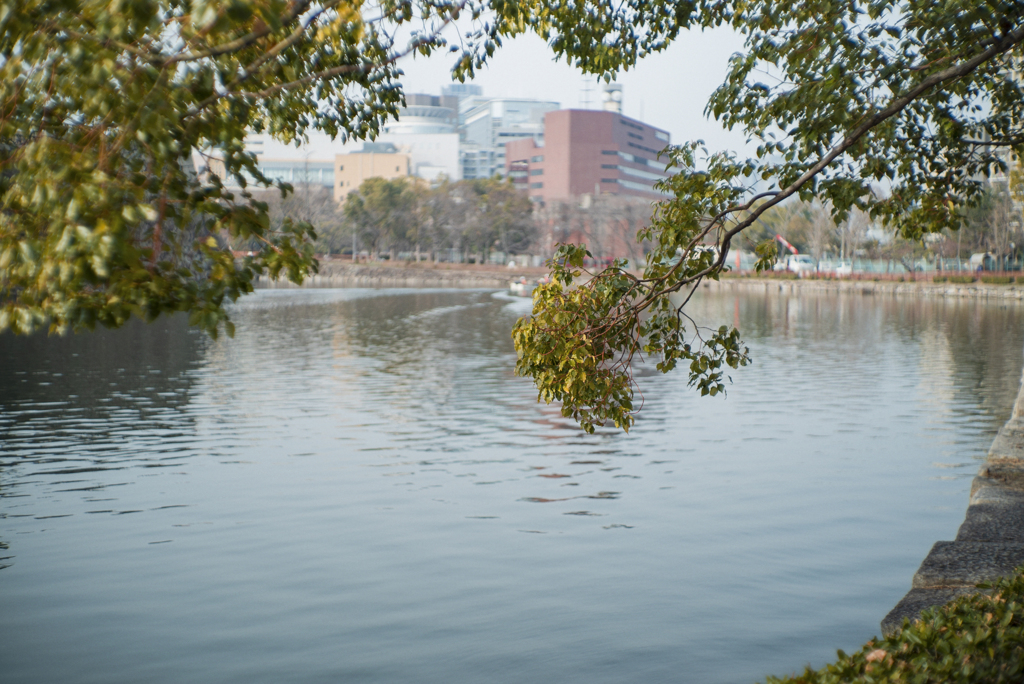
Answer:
[{"left": 1, "top": 287, "right": 1022, "bottom": 684}]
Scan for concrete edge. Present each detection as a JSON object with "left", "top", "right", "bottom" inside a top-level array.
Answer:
[{"left": 882, "top": 362, "right": 1024, "bottom": 633}]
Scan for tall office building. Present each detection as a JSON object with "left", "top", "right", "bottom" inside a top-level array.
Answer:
[
  {"left": 440, "top": 83, "right": 485, "bottom": 127},
  {"left": 504, "top": 109, "right": 673, "bottom": 203}
]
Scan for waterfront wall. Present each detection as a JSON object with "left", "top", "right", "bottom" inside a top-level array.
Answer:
[
  {"left": 880, "top": 363, "right": 1024, "bottom": 635},
  {"left": 705, "top": 276, "right": 1024, "bottom": 301},
  {"left": 254, "top": 262, "right": 528, "bottom": 290}
]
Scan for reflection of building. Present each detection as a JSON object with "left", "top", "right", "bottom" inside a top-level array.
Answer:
[
  {"left": 505, "top": 109, "right": 672, "bottom": 203},
  {"left": 460, "top": 98, "right": 559, "bottom": 179},
  {"left": 334, "top": 143, "right": 410, "bottom": 202}
]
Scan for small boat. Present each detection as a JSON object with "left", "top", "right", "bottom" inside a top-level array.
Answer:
[{"left": 509, "top": 277, "right": 533, "bottom": 297}]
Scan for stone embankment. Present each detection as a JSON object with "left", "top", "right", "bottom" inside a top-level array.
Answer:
[
  {"left": 706, "top": 276, "right": 1024, "bottom": 300},
  {"left": 702, "top": 276, "right": 1024, "bottom": 635},
  {"left": 880, "top": 371, "right": 1024, "bottom": 635},
  {"left": 254, "top": 261, "right": 547, "bottom": 290}
]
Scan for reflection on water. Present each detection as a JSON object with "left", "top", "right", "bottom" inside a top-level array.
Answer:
[{"left": 1, "top": 288, "right": 1022, "bottom": 684}]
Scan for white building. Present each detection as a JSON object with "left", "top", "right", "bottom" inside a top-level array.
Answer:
[
  {"left": 460, "top": 98, "right": 559, "bottom": 179},
  {"left": 200, "top": 107, "right": 461, "bottom": 191},
  {"left": 441, "top": 83, "right": 485, "bottom": 127}
]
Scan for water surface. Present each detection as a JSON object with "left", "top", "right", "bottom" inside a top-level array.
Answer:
[{"left": 2, "top": 287, "right": 1022, "bottom": 683}]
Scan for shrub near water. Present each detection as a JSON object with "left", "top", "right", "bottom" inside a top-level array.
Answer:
[
  {"left": 763, "top": 568, "right": 1024, "bottom": 684},
  {"left": 980, "top": 276, "right": 1014, "bottom": 285}
]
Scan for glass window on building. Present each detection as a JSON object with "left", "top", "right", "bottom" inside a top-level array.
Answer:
[{"left": 261, "top": 167, "right": 292, "bottom": 182}]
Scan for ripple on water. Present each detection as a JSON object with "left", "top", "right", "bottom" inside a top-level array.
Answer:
[{"left": 0, "top": 288, "right": 1022, "bottom": 684}]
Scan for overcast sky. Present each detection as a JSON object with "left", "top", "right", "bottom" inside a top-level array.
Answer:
[{"left": 395, "top": 27, "right": 754, "bottom": 157}]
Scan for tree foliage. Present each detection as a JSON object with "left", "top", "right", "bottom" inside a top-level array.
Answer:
[
  {"left": 344, "top": 176, "right": 424, "bottom": 260},
  {"left": 344, "top": 176, "right": 537, "bottom": 261},
  {"left": 5, "top": 0, "right": 1024, "bottom": 431},
  {"left": 0, "top": 0, "right": 525, "bottom": 336},
  {"left": 514, "top": 0, "right": 1024, "bottom": 431}
]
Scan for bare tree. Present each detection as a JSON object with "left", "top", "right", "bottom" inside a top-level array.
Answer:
[{"left": 250, "top": 185, "right": 345, "bottom": 254}]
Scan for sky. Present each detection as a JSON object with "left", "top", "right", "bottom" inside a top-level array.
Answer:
[{"left": 396, "top": 26, "right": 754, "bottom": 157}]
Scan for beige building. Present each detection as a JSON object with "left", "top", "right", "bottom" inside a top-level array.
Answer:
[{"left": 334, "top": 143, "right": 410, "bottom": 202}]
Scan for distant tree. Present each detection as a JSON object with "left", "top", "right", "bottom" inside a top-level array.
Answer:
[
  {"left": 963, "top": 188, "right": 1022, "bottom": 269},
  {"left": 254, "top": 185, "right": 346, "bottom": 255},
  {"left": 544, "top": 195, "right": 655, "bottom": 266},
  {"left": 420, "top": 180, "right": 474, "bottom": 261},
  {"left": 343, "top": 177, "right": 423, "bottom": 260},
  {"left": 472, "top": 179, "right": 537, "bottom": 258}
]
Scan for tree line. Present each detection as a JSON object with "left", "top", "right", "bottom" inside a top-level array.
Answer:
[
  {"left": 251, "top": 176, "right": 538, "bottom": 264},
  {"left": 744, "top": 184, "right": 1023, "bottom": 272}
]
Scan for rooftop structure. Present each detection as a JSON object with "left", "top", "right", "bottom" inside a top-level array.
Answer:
[{"left": 383, "top": 93, "right": 458, "bottom": 135}]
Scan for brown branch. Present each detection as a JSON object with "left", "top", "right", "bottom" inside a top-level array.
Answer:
[
  {"left": 185, "top": 2, "right": 466, "bottom": 117},
  {"left": 169, "top": 0, "right": 314, "bottom": 64}
]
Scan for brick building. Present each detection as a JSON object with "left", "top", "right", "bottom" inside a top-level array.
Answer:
[{"left": 504, "top": 109, "right": 673, "bottom": 203}]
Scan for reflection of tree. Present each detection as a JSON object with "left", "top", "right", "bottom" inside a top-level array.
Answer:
[
  {"left": 0, "top": 540, "right": 11, "bottom": 571},
  {"left": 0, "top": 316, "right": 203, "bottom": 471}
]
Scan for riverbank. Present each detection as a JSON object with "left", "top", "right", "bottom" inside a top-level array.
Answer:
[
  {"left": 254, "top": 261, "right": 548, "bottom": 290},
  {"left": 880, "top": 365, "right": 1024, "bottom": 635},
  {"left": 258, "top": 263, "right": 1024, "bottom": 301},
  {"left": 708, "top": 275, "right": 1024, "bottom": 300}
]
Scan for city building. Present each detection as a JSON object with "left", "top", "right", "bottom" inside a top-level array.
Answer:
[
  {"left": 440, "top": 83, "right": 485, "bottom": 127},
  {"left": 383, "top": 93, "right": 459, "bottom": 134},
  {"left": 460, "top": 98, "right": 560, "bottom": 179},
  {"left": 504, "top": 108, "right": 673, "bottom": 203},
  {"left": 196, "top": 144, "right": 336, "bottom": 189},
  {"left": 334, "top": 143, "right": 410, "bottom": 202}
]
